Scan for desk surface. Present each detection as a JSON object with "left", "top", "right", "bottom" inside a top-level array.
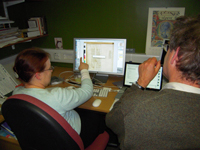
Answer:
[
  {"left": 48, "top": 66, "right": 123, "bottom": 113},
  {"left": 0, "top": 105, "right": 4, "bottom": 123},
  {"left": 0, "top": 66, "right": 123, "bottom": 123}
]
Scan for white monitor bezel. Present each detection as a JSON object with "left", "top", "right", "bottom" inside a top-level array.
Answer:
[{"left": 73, "top": 38, "right": 127, "bottom": 76}]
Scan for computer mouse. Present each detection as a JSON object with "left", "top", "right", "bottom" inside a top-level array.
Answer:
[{"left": 92, "top": 99, "right": 102, "bottom": 107}]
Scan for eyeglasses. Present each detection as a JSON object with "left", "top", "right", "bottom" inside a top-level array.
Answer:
[{"left": 43, "top": 66, "right": 54, "bottom": 72}]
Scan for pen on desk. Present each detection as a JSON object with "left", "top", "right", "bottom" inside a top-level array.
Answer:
[
  {"left": 67, "top": 80, "right": 81, "bottom": 86},
  {"left": 1, "top": 124, "right": 14, "bottom": 135}
]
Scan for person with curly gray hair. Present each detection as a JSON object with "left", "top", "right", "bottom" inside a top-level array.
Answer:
[{"left": 106, "top": 15, "right": 200, "bottom": 150}]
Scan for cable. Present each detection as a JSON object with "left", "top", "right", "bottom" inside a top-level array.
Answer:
[
  {"left": 58, "top": 70, "right": 119, "bottom": 92},
  {"left": 58, "top": 71, "right": 73, "bottom": 78}
]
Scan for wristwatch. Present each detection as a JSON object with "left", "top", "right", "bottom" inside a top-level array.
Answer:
[{"left": 135, "top": 81, "right": 145, "bottom": 90}]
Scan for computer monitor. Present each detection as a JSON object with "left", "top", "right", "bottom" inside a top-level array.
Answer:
[{"left": 73, "top": 38, "right": 127, "bottom": 83}]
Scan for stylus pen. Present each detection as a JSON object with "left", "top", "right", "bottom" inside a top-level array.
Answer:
[{"left": 67, "top": 81, "right": 81, "bottom": 86}]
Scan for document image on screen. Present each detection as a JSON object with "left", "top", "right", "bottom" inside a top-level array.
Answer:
[
  {"left": 85, "top": 42, "right": 114, "bottom": 72},
  {"left": 124, "top": 64, "right": 139, "bottom": 86},
  {"left": 74, "top": 38, "right": 127, "bottom": 77}
]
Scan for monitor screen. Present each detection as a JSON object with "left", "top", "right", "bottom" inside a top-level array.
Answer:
[{"left": 73, "top": 38, "right": 127, "bottom": 81}]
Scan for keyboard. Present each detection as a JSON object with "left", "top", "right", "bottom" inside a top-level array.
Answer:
[
  {"left": 93, "top": 88, "right": 110, "bottom": 97},
  {"left": 114, "top": 86, "right": 127, "bottom": 100}
]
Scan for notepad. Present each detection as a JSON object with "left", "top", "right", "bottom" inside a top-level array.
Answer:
[{"left": 0, "top": 64, "right": 17, "bottom": 98}]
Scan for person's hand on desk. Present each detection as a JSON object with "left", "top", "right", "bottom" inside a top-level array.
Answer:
[{"left": 78, "top": 57, "right": 89, "bottom": 71}]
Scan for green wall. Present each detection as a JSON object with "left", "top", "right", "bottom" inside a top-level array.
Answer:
[{"left": 1, "top": 0, "right": 200, "bottom": 59}]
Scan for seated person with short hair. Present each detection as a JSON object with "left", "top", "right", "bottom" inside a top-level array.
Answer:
[{"left": 106, "top": 16, "right": 200, "bottom": 150}]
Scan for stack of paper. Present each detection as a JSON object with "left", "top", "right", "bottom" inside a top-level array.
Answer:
[{"left": 0, "top": 64, "right": 17, "bottom": 98}]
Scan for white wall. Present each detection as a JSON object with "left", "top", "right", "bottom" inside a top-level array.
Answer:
[{"left": 125, "top": 53, "right": 160, "bottom": 63}]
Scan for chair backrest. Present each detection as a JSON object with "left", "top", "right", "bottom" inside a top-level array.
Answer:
[{"left": 2, "top": 94, "right": 84, "bottom": 150}]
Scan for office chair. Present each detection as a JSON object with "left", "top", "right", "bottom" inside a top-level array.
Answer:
[{"left": 2, "top": 94, "right": 109, "bottom": 150}]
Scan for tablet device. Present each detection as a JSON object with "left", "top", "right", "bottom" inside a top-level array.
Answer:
[{"left": 123, "top": 62, "right": 163, "bottom": 91}]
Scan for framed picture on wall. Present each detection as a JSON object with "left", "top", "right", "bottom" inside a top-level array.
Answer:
[{"left": 145, "top": 7, "right": 185, "bottom": 56}]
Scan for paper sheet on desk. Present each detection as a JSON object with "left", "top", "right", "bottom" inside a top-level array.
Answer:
[
  {"left": 0, "top": 64, "right": 17, "bottom": 97},
  {"left": 109, "top": 99, "right": 119, "bottom": 111}
]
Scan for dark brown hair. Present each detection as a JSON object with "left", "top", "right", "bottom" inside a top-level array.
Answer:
[
  {"left": 169, "top": 15, "right": 200, "bottom": 84},
  {"left": 13, "top": 48, "right": 50, "bottom": 83}
]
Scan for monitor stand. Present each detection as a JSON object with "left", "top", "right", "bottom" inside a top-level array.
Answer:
[{"left": 92, "top": 74, "right": 109, "bottom": 84}]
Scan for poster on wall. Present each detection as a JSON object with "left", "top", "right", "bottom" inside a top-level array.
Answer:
[{"left": 145, "top": 7, "right": 185, "bottom": 56}]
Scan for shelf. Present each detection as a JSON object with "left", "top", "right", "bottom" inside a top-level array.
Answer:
[
  {"left": 3, "top": 0, "right": 25, "bottom": 7},
  {"left": 0, "top": 17, "right": 14, "bottom": 24},
  {"left": 1, "top": 34, "right": 48, "bottom": 48}
]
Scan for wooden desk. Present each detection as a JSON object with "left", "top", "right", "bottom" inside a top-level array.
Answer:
[
  {"left": 48, "top": 66, "right": 123, "bottom": 113},
  {"left": 0, "top": 114, "right": 4, "bottom": 123},
  {"left": 0, "top": 104, "right": 4, "bottom": 123}
]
